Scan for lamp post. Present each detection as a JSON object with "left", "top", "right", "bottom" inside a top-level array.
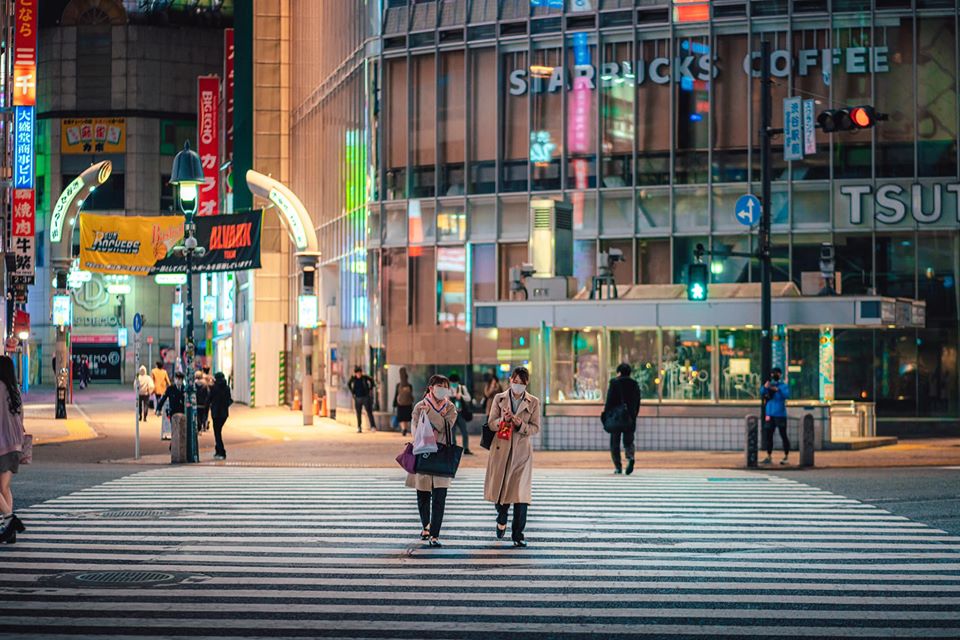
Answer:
[{"left": 170, "top": 141, "right": 206, "bottom": 463}]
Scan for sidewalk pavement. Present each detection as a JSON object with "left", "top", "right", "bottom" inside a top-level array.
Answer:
[
  {"left": 23, "top": 402, "right": 99, "bottom": 446},
  {"left": 105, "top": 400, "right": 960, "bottom": 469}
]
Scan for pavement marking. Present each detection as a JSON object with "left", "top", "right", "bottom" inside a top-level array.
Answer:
[{"left": 3, "top": 467, "right": 959, "bottom": 639}]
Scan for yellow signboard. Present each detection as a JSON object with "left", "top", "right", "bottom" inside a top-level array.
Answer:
[
  {"left": 61, "top": 118, "right": 126, "bottom": 154},
  {"left": 79, "top": 214, "right": 184, "bottom": 276}
]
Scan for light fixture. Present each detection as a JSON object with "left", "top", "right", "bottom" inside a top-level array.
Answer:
[
  {"left": 17, "top": 331, "right": 29, "bottom": 341},
  {"left": 170, "top": 140, "right": 205, "bottom": 216}
]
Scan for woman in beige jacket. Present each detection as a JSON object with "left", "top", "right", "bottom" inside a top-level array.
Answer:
[
  {"left": 483, "top": 366, "right": 540, "bottom": 547},
  {"left": 405, "top": 374, "right": 458, "bottom": 547}
]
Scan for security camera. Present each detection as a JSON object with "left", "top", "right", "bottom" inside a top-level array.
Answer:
[
  {"left": 607, "top": 248, "right": 625, "bottom": 263},
  {"left": 519, "top": 262, "right": 535, "bottom": 278}
]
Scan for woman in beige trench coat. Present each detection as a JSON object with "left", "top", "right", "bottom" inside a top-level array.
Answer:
[
  {"left": 483, "top": 366, "right": 540, "bottom": 547},
  {"left": 405, "top": 374, "right": 458, "bottom": 547}
]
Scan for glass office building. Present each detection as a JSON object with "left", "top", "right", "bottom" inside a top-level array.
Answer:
[{"left": 290, "top": 1, "right": 959, "bottom": 436}]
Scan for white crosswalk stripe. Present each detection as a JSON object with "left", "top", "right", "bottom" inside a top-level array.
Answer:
[{"left": 2, "top": 467, "right": 959, "bottom": 638}]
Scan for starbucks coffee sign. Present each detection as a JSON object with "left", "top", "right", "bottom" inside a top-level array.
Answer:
[{"left": 508, "top": 47, "right": 890, "bottom": 95}]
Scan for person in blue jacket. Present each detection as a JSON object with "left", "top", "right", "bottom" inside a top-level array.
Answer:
[{"left": 761, "top": 367, "right": 790, "bottom": 465}]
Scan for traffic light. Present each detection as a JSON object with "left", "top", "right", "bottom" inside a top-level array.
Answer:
[
  {"left": 817, "top": 105, "right": 884, "bottom": 132},
  {"left": 687, "top": 263, "right": 708, "bottom": 301}
]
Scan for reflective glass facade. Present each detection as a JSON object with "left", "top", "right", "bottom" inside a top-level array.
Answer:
[{"left": 292, "top": 1, "right": 960, "bottom": 431}]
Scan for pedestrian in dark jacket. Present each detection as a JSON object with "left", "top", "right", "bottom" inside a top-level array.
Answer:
[
  {"left": 156, "top": 372, "right": 186, "bottom": 417},
  {"left": 209, "top": 372, "right": 232, "bottom": 460},
  {"left": 602, "top": 363, "right": 642, "bottom": 475},
  {"left": 348, "top": 366, "right": 376, "bottom": 433},
  {"left": 761, "top": 367, "right": 791, "bottom": 465}
]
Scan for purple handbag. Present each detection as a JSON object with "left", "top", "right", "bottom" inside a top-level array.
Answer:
[{"left": 396, "top": 442, "right": 417, "bottom": 474}]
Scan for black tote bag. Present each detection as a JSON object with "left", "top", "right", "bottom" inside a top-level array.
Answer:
[{"left": 415, "top": 422, "right": 464, "bottom": 478}]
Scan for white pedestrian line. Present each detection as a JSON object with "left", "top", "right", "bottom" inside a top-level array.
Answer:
[{"left": 2, "top": 467, "right": 958, "bottom": 639}]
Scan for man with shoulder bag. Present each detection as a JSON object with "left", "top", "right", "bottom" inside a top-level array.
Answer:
[{"left": 602, "top": 363, "right": 641, "bottom": 475}]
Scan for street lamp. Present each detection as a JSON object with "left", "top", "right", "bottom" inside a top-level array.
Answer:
[{"left": 170, "top": 141, "right": 206, "bottom": 463}]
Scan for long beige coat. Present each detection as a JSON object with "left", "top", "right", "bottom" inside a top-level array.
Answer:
[
  {"left": 405, "top": 397, "right": 458, "bottom": 491},
  {"left": 483, "top": 390, "right": 541, "bottom": 505}
]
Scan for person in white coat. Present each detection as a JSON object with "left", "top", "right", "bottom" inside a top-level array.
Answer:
[{"left": 135, "top": 365, "right": 155, "bottom": 421}]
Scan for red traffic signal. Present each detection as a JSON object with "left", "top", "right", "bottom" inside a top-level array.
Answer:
[{"left": 817, "top": 105, "right": 884, "bottom": 132}]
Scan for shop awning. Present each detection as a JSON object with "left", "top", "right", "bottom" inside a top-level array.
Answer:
[{"left": 475, "top": 284, "right": 925, "bottom": 330}]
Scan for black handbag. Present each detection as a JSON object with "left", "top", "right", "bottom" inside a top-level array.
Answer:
[
  {"left": 479, "top": 418, "right": 495, "bottom": 450},
  {"left": 414, "top": 423, "right": 463, "bottom": 478},
  {"left": 602, "top": 403, "right": 632, "bottom": 433}
]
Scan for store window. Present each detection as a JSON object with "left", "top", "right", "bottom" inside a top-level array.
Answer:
[
  {"left": 834, "top": 234, "right": 874, "bottom": 295},
  {"left": 917, "top": 328, "right": 959, "bottom": 418},
  {"left": 711, "top": 236, "right": 751, "bottom": 284},
  {"left": 410, "top": 54, "right": 437, "bottom": 198},
  {"left": 835, "top": 329, "right": 874, "bottom": 401},
  {"left": 408, "top": 199, "right": 435, "bottom": 246},
  {"left": 468, "top": 48, "right": 497, "bottom": 193},
  {"left": 875, "top": 330, "right": 917, "bottom": 417},
  {"left": 472, "top": 243, "right": 496, "bottom": 302},
  {"left": 609, "top": 330, "right": 658, "bottom": 400},
  {"left": 662, "top": 328, "right": 714, "bottom": 400},
  {"left": 718, "top": 329, "right": 761, "bottom": 400},
  {"left": 468, "top": 198, "right": 496, "bottom": 241},
  {"left": 917, "top": 18, "right": 958, "bottom": 177},
  {"left": 566, "top": 35, "right": 597, "bottom": 193},
  {"left": 439, "top": 50, "right": 465, "bottom": 196},
  {"left": 600, "top": 190, "right": 634, "bottom": 236},
  {"left": 674, "top": 186, "right": 708, "bottom": 232},
  {"left": 675, "top": 34, "right": 710, "bottom": 184},
  {"left": 712, "top": 33, "right": 748, "bottom": 183},
  {"left": 917, "top": 231, "right": 959, "bottom": 325},
  {"left": 411, "top": 246, "right": 436, "bottom": 328},
  {"left": 383, "top": 247, "right": 408, "bottom": 331},
  {"left": 437, "top": 246, "right": 467, "bottom": 331},
  {"left": 500, "top": 195, "right": 529, "bottom": 240},
  {"left": 600, "top": 38, "right": 634, "bottom": 188},
  {"left": 876, "top": 233, "right": 917, "bottom": 299},
  {"left": 636, "top": 36, "right": 671, "bottom": 185},
  {"left": 637, "top": 238, "right": 671, "bottom": 284},
  {"left": 552, "top": 329, "right": 603, "bottom": 402},
  {"left": 637, "top": 188, "right": 670, "bottom": 233},
  {"left": 384, "top": 58, "right": 408, "bottom": 199},
  {"left": 531, "top": 44, "right": 564, "bottom": 192},
  {"left": 501, "top": 49, "right": 529, "bottom": 191},
  {"left": 437, "top": 201, "right": 466, "bottom": 243},
  {"left": 876, "top": 17, "right": 914, "bottom": 179},
  {"left": 787, "top": 329, "right": 820, "bottom": 401}
]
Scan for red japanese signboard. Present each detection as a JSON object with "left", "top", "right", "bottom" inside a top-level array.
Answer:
[
  {"left": 11, "top": 189, "right": 35, "bottom": 284},
  {"left": 223, "top": 29, "right": 235, "bottom": 193},
  {"left": 14, "top": 0, "right": 37, "bottom": 106},
  {"left": 197, "top": 75, "right": 220, "bottom": 216}
]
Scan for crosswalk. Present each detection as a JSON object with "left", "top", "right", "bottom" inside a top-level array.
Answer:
[{"left": 2, "top": 466, "right": 959, "bottom": 638}]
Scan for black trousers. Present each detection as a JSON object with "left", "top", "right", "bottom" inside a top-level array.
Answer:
[
  {"left": 609, "top": 428, "right": 636, "bottom": 469},
  {"left": 763, "top": 416, "right": 790, "bottom": 456},
  {"left": 416, "top": 488, "right": 448, "bottom": 538},
  {"left": 354, "top": 396, "right": 375, "bottom": 431},
  {"left": 138, "top": 395, "right": 150, "bottom": 421},
  {"left": 452, "top": 415, "right": 469, "bottom": 452},
  {"left": 197, "top": 406, "right": 209, "bottom": 431},
  {"left": 212, "top": 415, "right": 227, "bottom": 457},
  {"left": 496, "top": 502, "right": 529, "bottom": 542}
]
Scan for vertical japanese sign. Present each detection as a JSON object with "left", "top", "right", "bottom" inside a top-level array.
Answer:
[
  {"left": 783, "top": 97, "right": 803, "bottom": 161},
  {"left": 197, "top": 75, "right": 220, "bottom": 216},
  {"left": 13, "top": 0, "right": 38, "bottom": 107},
  {"left": 223, "top": 29, "right": 235, "bottom": 197},
  {"left": 802, "top": 99, "right": 816, "bottom": 156},
  {"left": 11, "top": 190, "right": 35, "bottom": 284},
  {"left": 13, "top": 106, "right": 34, "bottom": 189}
]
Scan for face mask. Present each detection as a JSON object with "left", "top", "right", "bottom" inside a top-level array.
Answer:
[
  {"left": 432, "top": 387, "right": 451, "bottom": 400},
  {"left": 451, "top": 382, "right": 459, "bottom": 389},
  {"left": 511, "top": 383, "right": 526, "bottom": 395},
  {"left": 772, "top": 374, "right": 781, "bottom": 382}
]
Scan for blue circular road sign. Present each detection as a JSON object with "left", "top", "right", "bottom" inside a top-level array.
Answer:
[
  {"left": 734, "top": 194, "right": 762, "bottom": 226},
  {"left": 133, "top": 313, "right": 143, "bottom": 334}
]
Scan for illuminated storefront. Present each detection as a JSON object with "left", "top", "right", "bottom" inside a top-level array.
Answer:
[{"left": 288, "top": 1, "right": 959, "bottom": 436}]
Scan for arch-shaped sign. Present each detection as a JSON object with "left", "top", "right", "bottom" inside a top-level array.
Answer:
[
  {"left": 51, "top": 161, "right": 112, "bottom": 244},
  {"left": 245, "top": 170, "right": 318, "bottom": 254}
]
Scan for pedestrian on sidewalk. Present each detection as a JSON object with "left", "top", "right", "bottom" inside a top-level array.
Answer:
[
  {"left": 151, "top": 361, "right": 171, "bottom": 413},
  {"left": 406, "top": 374, "right": 457, "bottom": 547},
  {"left": 156, "top": 371, "right": 185, "bottom": 441},
  {"left": 602, "top": 363, "right": 642, "bottom": 475},
  {"left": 0, "top": 355, "right": 27, "bottom": 544},
  {"left": 482, "top": 369, "right": 501, "bottom": 413},
  {"left": 194, "top": 370, "right": 211, "bottom": 433},
  {"left": 449, "top": 374, "right": 474, "bottom": 455},
  {"left": 135, "top": 365, "right": 155, "bottom": 421},
  {"left": 393, "top": 367, "right": 414, "bottom": 436},
  {"left": 209, "top": 372, "right": 232, "bottom": 461},
  {"left": 484, "top": 366, "right": 540, "bottom": 547},
  {"left": 348, "top": 366, "right": 376, "bottom": 433},
  {"left": 761, "top": 367, "right": 791, "bottom": 465},
  {"left": 79, "top": 358, "right": 91, "bottom": 389}
]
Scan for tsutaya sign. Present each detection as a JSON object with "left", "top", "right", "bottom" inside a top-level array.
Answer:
[
  {"left": 841, "top": 182, "right": 960, "bottom": 226},
  {"left": 508, "top": 46, "right": 890, "bottom": 95}
]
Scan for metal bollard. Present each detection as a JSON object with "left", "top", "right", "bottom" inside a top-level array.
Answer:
[
  {"left": 800, "top": 413, "right": 815, "bottom": 468},
  {"left": 170, "top": 413, "right": 188, "bottom": 463},
  {"left": 745, "top": 415, "right": 759, "bottom": 468}
]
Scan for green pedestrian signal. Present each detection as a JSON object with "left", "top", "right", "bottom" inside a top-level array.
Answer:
[{"left": 687, "top": 263, "right": 709, "bottom": 301}]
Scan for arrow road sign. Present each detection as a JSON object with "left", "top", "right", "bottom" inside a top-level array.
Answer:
[
  {"left": 133, "top": 313, "right": 143, "bottom": 334},
  {"left": 735, "top": 194, "right": 761, "bottom": 227}
]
